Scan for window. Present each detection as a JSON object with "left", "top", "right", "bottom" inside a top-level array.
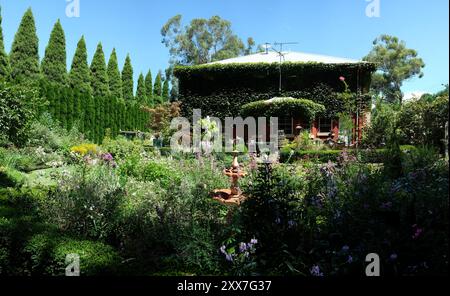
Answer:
[
  {"left": 318, "top": 118, "right": 332, "bottom": 133},
  {"left": 278, "top": 117, "right": 293, "bottom": 135}
]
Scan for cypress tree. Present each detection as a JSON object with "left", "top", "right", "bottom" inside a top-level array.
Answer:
[
  {"left": 69, "top": 36, "right": 91, "bottom": 95},
  {"left": 122, "top": 54, "right": 134, "bottom": 100},
  {"left": 162, "top": 79, "right": 170, "bottom": 101},
  {"left": 41, "top": 19, "right": 67, "bottom": 85},
  {"left": 90, "top": 43, "right": 109, "bottom": 98},
  {"left": 144, "top": 70, "right": 153, "bottom": 102},
  {"left": 9, "top": 8, "right": 40, "bottom": 83},
  {"left": 0, "top": 7, "right": 9, "bottom": 80},
  {"left": 154, "top": 71, "right": 162, "bottom": 98},
  {"left": 107, "top": 48, "right": 122, "bottom": 99},
  {"left": 136, "top": 73, "right": 146, "bottom": 102}
]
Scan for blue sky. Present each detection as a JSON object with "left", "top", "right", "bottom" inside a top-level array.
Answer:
[{"left": 0, "top": 0, "right": 448, "bottom": 94}]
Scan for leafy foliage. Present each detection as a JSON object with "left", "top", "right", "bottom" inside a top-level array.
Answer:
[
  {"left": 175, "top": 62, "right": 374, "bottom": 118},
  {"left": 241, "top": 98, "right": 325, "bottom": 122},
  {"left": 0, "top": 8, "right": 9, "bottom": 80},
  {"left": 161, "top": 15, "right": 254, "bottom": 65},
  {"left": 0, "top": 82, "right": 43, "bottom": 145},
  {"left": 121, "top": 54, "right": 134, "bottom": 101},
  {"left": 41, "top": 20, "right": 67, "bottom": 86},
  {"left": 90, "top": 43, "right": 110, "bottom": 98},
  {"left": 363, "top": 35, "right": 425, "bottom": 103},
  {"left": 9, "top": 8, "right": 40, "bottom": 84},
  {"left": 106, "top": 48, "right": 122, "bottom": 99},
  {"left": 69, "top": 36, "right": 92, "bottom": 95}
]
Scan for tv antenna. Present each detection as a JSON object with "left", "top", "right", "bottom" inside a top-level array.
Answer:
[{"left": 270, "top": 42, "right": 299, "bottom": 93}]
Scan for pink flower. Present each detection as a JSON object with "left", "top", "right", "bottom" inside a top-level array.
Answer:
[
  {"left": 339, "top": 76, "right": 346, "bottom": 82},
  {"left": 412, "top": 225, "right": 424, "bottom": 239}
]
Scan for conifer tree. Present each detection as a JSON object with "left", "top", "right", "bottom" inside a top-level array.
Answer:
[
  {"left": 41, "top": 20, "right": 67, "bottom": 85},
  {"left": 154, "top": 71, "right": 162, "bottom": 98},
  {"left": 122, "top": 54, "right": 134, "bottom": 100},
  {"left": 162, "top": 79, "right": 170, "bottom": 101},
  {"left": 136, "top": 73, "right": 146, "bottom": 102},
  {"left": 144, "top": 70, "right": 153, "bottom": 101},
  {"left": 9, "top": 8, "right": 40, "bottom": 82},
  {"left": 107, "top": 48, "right": 122, "bottom": 99},
  {"left": 90, "top": 43, "right": 109, "bottom": 98},
  {"left": 69, "top": 36, "right": 92, "bottom": 94},
  {"left": 0, "top": 7, "right": 9, "bottom": 80}
]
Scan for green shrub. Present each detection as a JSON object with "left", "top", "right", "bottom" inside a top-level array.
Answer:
[
  {"left": 26, "top": 113, "right": 84, "bottom": 152},
  {"left": 0, "top": 166, "right": 25, "bottom": 188},
  {"left": 46, "top": 237, "right": 121, "bottom": 276},
  {"left": 241, "top": 98, "right": 325, "bottom": 122},
  {"left": 42, "top": 165, "right": 123, "bottom": 239},
  {"left": 0, "top": 82, "right": 44, "bottom": 146},
  {"left": 139, "top": 161, "right": 181, "bottom": 187}
]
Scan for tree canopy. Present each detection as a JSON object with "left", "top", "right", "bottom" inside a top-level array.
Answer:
[
  {"left": 9, "top": 8, "right": 40, "bottom": 83},
  {"left": 122, "top": 54, "right": 134, "bottom": 100},
  {"left": 0, "top": 7, "right": 9, "bottom": 80},
  {"left": 107, "top": 48, "right": 122, "bottom": 99},
  {"left": 41, "top": 20, "right": 67, "bottom": 85},
  {"left": 363, "top": 35, "right": 425, "bottom": 104},
  {"left": 69, "top": 36, "right": 91, "bottom": 94},
  {"left": 90, "top": 43, "right": 109, "bottom": 97},
  {"left": 161, "top": 15, "right": 255, "bottom": 65}
]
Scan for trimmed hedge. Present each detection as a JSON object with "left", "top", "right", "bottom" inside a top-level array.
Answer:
[
  {"left": 280, "top": 146, "right": 418, "bottom": 163},
  {"left": 40, "top": 80, "right": 150, "bottom": 144},
  {"left": 241, "top": 98, "right": 325, "bottom": 122},
  {"left": 24, "top": 234, "right": 122, "bottom": 276}
]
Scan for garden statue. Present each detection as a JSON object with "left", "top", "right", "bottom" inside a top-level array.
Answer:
[{"left": 212, "top": 150, "right": 247, "bottom": 206}]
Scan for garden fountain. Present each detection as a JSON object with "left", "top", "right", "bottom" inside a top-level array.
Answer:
[{"left": 212, "top": 150, "right": 247, "bottom": 206}]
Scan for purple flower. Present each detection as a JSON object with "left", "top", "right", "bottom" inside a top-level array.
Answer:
[
  {"left": 275, "top": 217, "right": 281, "bottom": 224},
  {"left": 219, "top": 245, "right": 226, "bottom": 255},
  {"left": 225, "top": 254, "right": 233, "bottom": 262},
  {"left": 390, "top": 253, "right": 398, "bottom": 261},
  {"left": 347, "top": 255, "right": 353, "bottom": 264},
  {"left": 102, "top": 153, "right": 113, "bottom": 161},
  {"left": 310, "top": 265, "right": 324, "bottom": 277},
  {"left": 250, "top": 238, "right": 258, "bottom": 245},
  {"left": 342, "top": 245, "right": 350, "bottom": 252},
  {"left": 239, "top": 242, "right": 247, "bottom": 253},
  {"left": 288, "top": 220, "right": 297, "bottom": 229},
  {"left": 380, "top": 201, "right": 393, "bottom": 210},
  {"left": 412, "top": 227, "right": 424, "bottom": 239}
]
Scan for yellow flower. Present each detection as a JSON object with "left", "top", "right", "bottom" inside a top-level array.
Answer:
[{"left": 70, "top": 144, "right": 98, "bottom": 156}]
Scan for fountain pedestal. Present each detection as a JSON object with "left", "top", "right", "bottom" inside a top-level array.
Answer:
[{"left": 212, "top": 151, "right": 247, "bottom": 206}]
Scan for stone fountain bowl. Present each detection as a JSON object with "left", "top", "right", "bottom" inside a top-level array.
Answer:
[
  {"left": 212, "top": 189, "right": 246, "bottom": 206},
  {"left": 223, "top": 169, "right": 247, "bottom": 177}
]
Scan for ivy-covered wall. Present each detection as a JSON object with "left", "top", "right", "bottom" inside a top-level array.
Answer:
[{"left": 174, "top": 62, "right": 376, "bottom": 119}]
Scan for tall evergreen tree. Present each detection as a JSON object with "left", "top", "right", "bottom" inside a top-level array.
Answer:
[
  {"left": 162, "top": 79, "right": 170, "bottom": 101},
  {"left": 0, "top": 7, "right": 9, "bottom": 80},
  {"left": 107, "top": 48, "right": 122, "bottom": 99},
  {"left": 9, "top": 8, "right": 40, "bottom": 83},
  {"left": 41, "top": 19, "right": 67, "bottom": 85},
  {"left": 154, "top": 70, "right": 162, "bottom": 97},
  {"left": 90, "top": 43, "right": 109, "bottom": 98},
  {"left": 122, "top": 54, "right": 134, "bottom": 100},
  {"left": 69, "top": 36, "right": 91, "bottom": 94},
  {"left": 144, "top": 70, "right": 153, "bottom": 101},
  {"left": 136, "top": 73, "right": 146, "bottom": 102}
]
